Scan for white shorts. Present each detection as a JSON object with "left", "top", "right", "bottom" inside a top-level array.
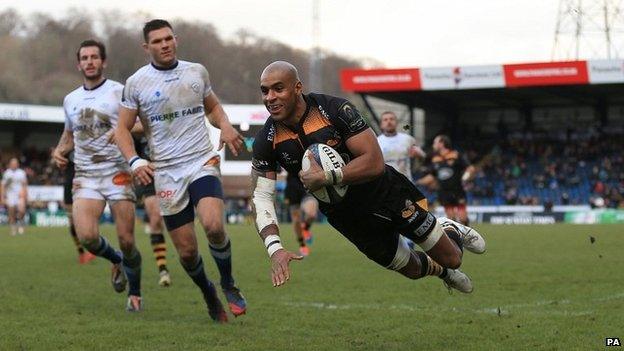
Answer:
[
  {"left": 5, "top": 193, "right": 24, "bottom": 207},
  {"left": 73, "top": 171, "right": 136, "bottom": 203},
  {"left": 154, "top": 156, "right": 221, "bottom": 216}
]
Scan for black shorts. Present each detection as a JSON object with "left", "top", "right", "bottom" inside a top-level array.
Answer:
[
  {"left": 324, "top": 166, "right": 436, "bottom": 268},
  {"left": 63, "top": 163, "right": 75, "bottom": 205},
  {"left": 134, "top": 182, "right": 156, "bottom": 200},
  {"left": 284, "top": 176, "right": 307, "bottom": 206},
  {"left": 437, "top": 190, "right": 467, "bottom": 206}
]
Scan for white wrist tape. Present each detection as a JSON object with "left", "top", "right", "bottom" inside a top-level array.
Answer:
[
  {"left": 264, "top": 235, "right": 283, "bottom": 257},
  {"left": 129, "top": 157, "right": 149, "bottom": 172},
  {"left": 252, "top": 177, "right": 278, "bottom": 232}
]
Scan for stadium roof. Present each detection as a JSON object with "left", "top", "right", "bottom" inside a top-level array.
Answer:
[{"left": 340, "top": 60, "right": 624, "bottom": 111}]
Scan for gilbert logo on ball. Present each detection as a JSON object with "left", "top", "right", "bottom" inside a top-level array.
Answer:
[{"left": 301, "top": 143, "right": 349, "bottom": 204}]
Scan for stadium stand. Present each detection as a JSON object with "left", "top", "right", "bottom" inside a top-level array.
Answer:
[{"left": 418, "top": 127, "right": 624, "bottom": 207}]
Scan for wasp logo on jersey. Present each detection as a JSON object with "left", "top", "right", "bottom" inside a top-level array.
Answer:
[{"left": 401, "top": 199, "right": 419, "bottom": 223}]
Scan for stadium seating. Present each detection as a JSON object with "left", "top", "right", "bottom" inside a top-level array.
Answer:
[{"left": 419, "top": 128, "right": 624, "bottom": 208}]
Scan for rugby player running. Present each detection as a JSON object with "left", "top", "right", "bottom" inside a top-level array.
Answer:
[
  {"left": 52, "top": 40, "right": 142, "bottom": 311},
  {"left": 251, "top": 61, "right": 485, "bottom": 292},
  {"left": 1, "top": 158, "right": 28, "bottom": 236},
  {"left": 115, "top": 19, "right": 246, "bottom": 322}
]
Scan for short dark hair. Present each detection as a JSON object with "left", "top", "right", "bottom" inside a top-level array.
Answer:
[
  {"left": 143, "top": 19, "right": 173, "bottom": 42},
  {"left": 436, "top": 134, "right": 452, "bottom": 148},
  {"left": 76, "top": 39, "right": 106, "bottom": 61}
]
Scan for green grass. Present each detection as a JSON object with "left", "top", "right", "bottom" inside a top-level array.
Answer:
[{"left": 0, "top": 223, "right": 622, "bottom": 350}]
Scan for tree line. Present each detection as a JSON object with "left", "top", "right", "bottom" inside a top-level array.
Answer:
[{"left": 0, "top": 8, "right": 362, "bottom": 106}]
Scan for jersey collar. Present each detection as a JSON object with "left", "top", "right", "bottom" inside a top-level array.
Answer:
[
  {"left": 83, "top": 78, "right": 107, "bottom": 91},
  {"left": 151, "top": 60, "right": 179, "bottom": 71}
]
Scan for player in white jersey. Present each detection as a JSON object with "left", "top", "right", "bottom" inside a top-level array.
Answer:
[
  {"left": 115, "top": 19, "right": 246, "bottom": 322},
  {"left": 52, "top": 40, "right": 143, "bottom": 312},
  {"left": 377, "top": 111, "right": 425, "bottom": 183},
  {"left": 1, "top": 158, "right": 28, "bottom": 236}
]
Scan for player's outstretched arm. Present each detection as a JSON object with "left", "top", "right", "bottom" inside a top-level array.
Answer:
[
  {"left": 251, "top": 168, "right": 303, "bottom": 287},
  {"left": 203, "top": 93, "right": 244, "bottom": 156},
  {"left": 52, "top": 130, "right": 74, "bottom": 170},
  {"left": 115, "top": 107, "right": 153, "bottom": 185}
]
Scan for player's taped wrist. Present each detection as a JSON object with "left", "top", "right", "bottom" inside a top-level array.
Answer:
[
  {"left": 323, "top": 168, "right": 344, "bottom": 186},
  {"left": 129, "top": 156, "right": 149, "bottom": 172},
  {"left": 264, "top": 235, "right": 284, "bottom": 258}
]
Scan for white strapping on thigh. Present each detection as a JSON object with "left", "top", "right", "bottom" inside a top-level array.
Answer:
[{"left": 418, "top": 220, "right": 443, "bottom": 251}]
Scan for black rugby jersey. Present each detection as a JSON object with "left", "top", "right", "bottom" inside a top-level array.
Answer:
[
  {"left": 430, "top": 150, "right": 468, "bottom": 195},
  {"left": 252, "top": 93, "right": 382, "bottom": 209}
]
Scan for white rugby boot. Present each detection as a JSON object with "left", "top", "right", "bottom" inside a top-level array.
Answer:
[
  {"left": 442, "top": 269, "right": 473, "bottom": 294},
  {"left": 438, "top": 217, "right": 486, "bottom": 254}
]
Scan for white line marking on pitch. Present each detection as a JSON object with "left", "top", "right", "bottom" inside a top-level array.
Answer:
[{"left": 281, "top": 292, "right": 623, "bottom": 316}]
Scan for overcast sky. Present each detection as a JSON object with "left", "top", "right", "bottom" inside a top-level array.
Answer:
[{"left": 10, "top": 0, "right": 563, "bottom": 67}]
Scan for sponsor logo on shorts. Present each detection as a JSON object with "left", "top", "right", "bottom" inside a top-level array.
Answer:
[
  {"left": 112, "top": 172, "right": 132, "bottom": 186},
  {"left": 158, "top": 189, "right": 177, "bottom": 199},
  {"left": 415, "top": 213, "right": 435, "bottom": 238}
]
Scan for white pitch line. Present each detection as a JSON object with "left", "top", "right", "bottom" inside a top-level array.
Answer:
[{"left": 281, "top": 292, "right": 623, "bottom": 316}]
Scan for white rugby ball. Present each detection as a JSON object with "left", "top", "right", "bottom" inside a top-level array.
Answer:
[{"left": 301, "top": 143, "right": 349, "bottom": 204}]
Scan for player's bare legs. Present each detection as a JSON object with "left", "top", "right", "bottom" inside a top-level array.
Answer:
[
  {"left": 289, "top": 206, "right": 309, "bottom": 256},
  {"left": 73, "top": 198, "right": 126, "bottom": 293},
  {"left": 456, "top": 205, "right": 469, "bottom": 226},
  {"left": 167, "top": 221, "right": 227, "bottom": 322},
  {"left": 65, "top": 203, "right": 94, "bottom": 264},
  {"left": 196, "top": 196, "right": 246, "bottom": 316},
  {"left": 7, "top": 206, "right": 17, "bottom": 236},
  {"left": 396, "top": 226, "right": 473, "bottom": 293},
  {"left": 16, "top": 199, "right": 26, "bottom": 235},
  {"left": 423, "top": 234, "right": 462, "bottom": 269},
  {"left": 144, "top": 195, "right": 171, "bottom": 286},
  {"left": 300, "top": 196, "right": 318, "bottom": 246},
  {"left": 110, "top": 200, "right": 142, "bottom": 310}
]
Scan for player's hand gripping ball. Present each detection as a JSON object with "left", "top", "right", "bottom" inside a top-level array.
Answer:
[{"left": 300, "top": 143, "right": 348, "bottom": 204}]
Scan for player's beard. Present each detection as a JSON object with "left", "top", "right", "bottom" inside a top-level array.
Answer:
[
  {"left": 384, "top": 128, "right": 396, "bottom": 136},
  {"left": 83, "top": 67, "right": 103, "bottom": 82}
]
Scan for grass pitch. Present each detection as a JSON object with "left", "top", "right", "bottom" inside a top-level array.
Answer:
[{"left": 0, "top": 223, "right": 622, "bottom": 350}]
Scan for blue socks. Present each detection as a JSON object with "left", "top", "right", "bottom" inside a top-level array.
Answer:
[
  {"left": 209, "top": 236, "right": 234, "bottom": 289},
  {"left": 122, "top": 248, "right": 142, "bottom": 297},
  {"left": 86, "top": 235, "right": 122, "bottom": 264},
  {"left": 181, "top": 255, "right": 219, "bottom": 303}
]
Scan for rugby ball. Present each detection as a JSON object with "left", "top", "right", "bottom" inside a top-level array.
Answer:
[{"left": 301, "top": 143, "right": 349, "bottom": 204}]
